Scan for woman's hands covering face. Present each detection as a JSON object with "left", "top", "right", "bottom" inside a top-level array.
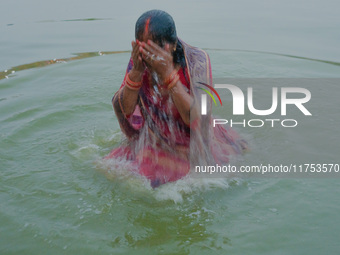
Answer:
[{"left": 138, "top": 40, "right": 175, "bottom": 82}]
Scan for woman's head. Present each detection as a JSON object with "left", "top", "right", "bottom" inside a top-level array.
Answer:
[
  {"left": 135, "top": 10, "right": 177, "bottom": 48},
  {"left": 135, "top": 10, "right": 186, "bottom": 68}
]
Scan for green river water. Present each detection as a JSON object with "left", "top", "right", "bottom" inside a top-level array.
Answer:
[{"left": 1, "top": 0, "right": 340, "bottom": 254}]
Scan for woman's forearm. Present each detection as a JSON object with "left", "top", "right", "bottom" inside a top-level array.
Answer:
[
  {"left": 113, "top": 70, "right": 141, "bottom": 117},
  {"left": 121, "top": 86, "right": 139, "bottom": 116},
  {"left": 170, "top": 81, "right": 198, "bottom": 126},
  {"left": 112, "top": 89, "right": 139, "bottom": 138}
]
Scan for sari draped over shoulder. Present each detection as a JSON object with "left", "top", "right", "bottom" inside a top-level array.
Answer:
[{"left": 106, "top": 39, "right": 244, "bottom": 188}]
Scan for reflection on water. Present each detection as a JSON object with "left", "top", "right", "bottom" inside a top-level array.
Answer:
[
  {"left": 37, "top": 18, "right": 113, "bottom": 23},
  {"left": 0, "top": 51, "right": 129, "bottom": 80},
  {"left": 1, "top": 49, "right": 340, "bottom": 81},
  {"left": 205, "top": 48, "right": 340, "bottom": 67}
]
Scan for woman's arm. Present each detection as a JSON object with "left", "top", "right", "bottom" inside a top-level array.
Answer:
[
  {"left": 112, "top": 41, "right": 144, "bottom": 138},
  {"left": 113, "top": 70, "right": 141, "bottom": 117},
  {"left": 169, "top": 81, "right": 196, "bottom": 126},
  {"left": 114, "top": 41, "right": 144, "bottom": 116}
]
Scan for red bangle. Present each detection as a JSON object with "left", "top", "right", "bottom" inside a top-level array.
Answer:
[
  {"left": 126, "top": 73, "right": 142, "bottom": 87},
  {"left": 167, "top": 74, "right": 180, "bottom": 91},
  {"left": 125, "top": 80, "right": 142, "bottom": 90},
  {"left": 164, "top": 69, "right": 178, "bottom": 86}
]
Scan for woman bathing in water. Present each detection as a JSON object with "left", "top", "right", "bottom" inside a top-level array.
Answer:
[{"left": 105, "top": 10, "right": 247, "bottom": 188}]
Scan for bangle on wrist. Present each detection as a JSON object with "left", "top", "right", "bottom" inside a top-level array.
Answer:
[
  {"left": 167, "top": 74, "right": 180, "bottom": 91},
  {"left": 125, "top": 82, "right": 141, "bottom": 90},
  {"left": 164, "top": 69, "right": 178, "bottom": 85},
  {"left": 126, "top": 73, "right": 142, "bottom": 90}
]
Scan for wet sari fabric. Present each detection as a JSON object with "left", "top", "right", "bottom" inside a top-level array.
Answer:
[{"left": 106, "top": 40, "right": 243, "bottom": 187}]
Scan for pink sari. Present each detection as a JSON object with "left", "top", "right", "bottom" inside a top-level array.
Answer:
[{"left": 106, "top": 40, "right": 244, "bottom": 188}]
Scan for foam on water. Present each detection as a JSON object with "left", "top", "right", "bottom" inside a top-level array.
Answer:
[
  {"left": 66, "top": 114, "right": 248, "bottom": 204},
  {"left": 97, "top": 154, "right": 244, "bottom": 204}
]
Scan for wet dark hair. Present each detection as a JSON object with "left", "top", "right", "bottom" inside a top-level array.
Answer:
[{"left": 135, "top": 10, "right": 186, "bottom": 68}]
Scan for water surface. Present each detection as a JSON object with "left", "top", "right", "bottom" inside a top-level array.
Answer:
[{"left": 1, "top": 1, "right": 340, "bottom": 254}]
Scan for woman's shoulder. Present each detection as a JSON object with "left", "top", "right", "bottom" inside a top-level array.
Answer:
[
  {"left": 180, "top": 40, "right": 210, "bottom": 67},
  {"left": 180, "top": 40, "right": 209, "bottom": 57}
]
